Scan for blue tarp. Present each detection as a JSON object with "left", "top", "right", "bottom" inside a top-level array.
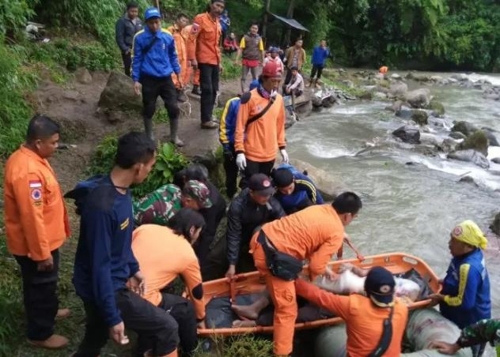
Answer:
[{"left": 270, "top": 13, "right": 309, "bottom": 32}]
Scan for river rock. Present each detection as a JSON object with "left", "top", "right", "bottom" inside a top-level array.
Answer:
[
  {"left": 393, "top": 125, "right": 421, "bottom": 144},
  {"left": 459, "top": 176, "right": 478, "bottom": 186},
  {"left": 359, "top": 91, "right": 373, "bottom": 100},
  {"left": 451, "top": 121, "right": 478, "bottom": 137},
  {"left": 492, "top": 158, "right": 500, "bottom": 164},
  {"left": 389, "top": 82, "right": 408, "bottom": 98},
  {"left": 411, "top": 110, "right": 428, "bottom": 126},
  {"left": 288, "top": 159, "right": 344, "bottom": 201},
  {"left": 451, "top": 73, "right": 468, "bottom": 81},
  {"left": 441, "top": 138, "right": 460, "bottom": 152},
  {"left": 490, "top": 213, "right": 500, "bottom": 236},
  {"left": 342, "top": 80, "right": 354, "bottom": 89},
  {"left": 420, "top": 133, "right": 443, "bottom": 147},
  {"left": 390, "top": 73, "right": 402, "bottom": 80},
  {"left": 285, "top": 111, "right": 297, "bottom": 129},
  {"left": 373, "top": 92, "right": 387, "bottom": 100},
  {"left": 428, "top": 100, "right": 445, "bottom": 117},
  {"left": 75, "top": 68, "right": 93, "bottom": 84},
  {"left": 458, "top": 131, "right": 489, "bottom": 156},
  {"left": 449, "top": 132, "right": 467, "bottom": 140},
  {"left": 406, "top": 88, "right": 431, "bottom": 108},
  {"left": 430, "top": 75, "right": 443, "bottom": 82},
  {"left": 98, "top": 71, "right": 142, "bottom": 112},
  {"left": 385, "top": 100, "right": 403, "bottom": 113},
  {"left": 480, "top": 128, "right": 500, "bottom": 147},
  {"left": 396, "top": 106, "right": 413, "bottom": 119},
  {"left": 448, "top": 150, "right": 490, "bottom": 169}
]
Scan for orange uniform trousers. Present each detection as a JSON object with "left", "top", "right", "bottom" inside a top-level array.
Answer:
[
  {"left": 187, "top": 67, "right": 200, "bottom": 86},
  {"left": 250, "top": 232, "right": 297, "bottom": 356}
]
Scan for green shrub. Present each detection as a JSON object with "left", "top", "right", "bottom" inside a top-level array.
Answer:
[
  {"left": 0, "top": 0, "right": 37, "bottom": 36},
  {"left": 87, "top": 135, "right": 189, "bottom": 198},
  {"left": 221, "top": 55, "right": 241, "bottom": 81}
]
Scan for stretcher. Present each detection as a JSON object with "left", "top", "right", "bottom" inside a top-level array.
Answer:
[{"left": 193, "top": 253, "right": 441, "bottom": 337}]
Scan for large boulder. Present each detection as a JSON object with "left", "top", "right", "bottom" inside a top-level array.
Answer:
[
  {"left": 411, "top": 110, "right": 429, "bottom": 126},
  {"left": 449, "top": 132, "right": 467, "bottom": 140},
  {"left": 392, "top": 126, "right": 421, "bottom": 144},
  {"left": 406, "top": 88, "right": 431, "bottom": 108},
  {"left": 428, "top": 100, "right": 445, "bottom": 117},
  {"left": 490, "top": 213, "right": 500, "bottom": 236},
  {"left": 98, "top": 71, "right": 142, "bottom": 112},
  {"left": 389, "top": 81, "right": 408, "bottom": 98},
  {"left": 75, "top": 68, "right": 93, "bottom": 84},
  {"left": 451, "top": 121, "right": 478, "bottom": 137},
  {"left": 481, "top": 128, "right": 500, "bottom": 147},
  {"left": 448, "top": 150, "right": 490, "bottom": 169},
  {"left": 288, "top": 159, "right": 345, "bottom": 201},
  {"left": 458, "top": 131, "right": 489, "bottom": 156}
]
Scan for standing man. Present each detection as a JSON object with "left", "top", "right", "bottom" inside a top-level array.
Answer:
[
  {"left": 310, "top": 39, "right": 330, "bottom": 87},
  {"left": 132, "top": 7, "right": 184, "bottom": 146},
  {"left": 220, "top": 9, "right": 230, "bottom": 40},
  {"left": 235, "top": 23, "right": 265, "bottom": 93},
  {"left": 250, "top": 192, "right": 362, "bottom": 356},
  {"left": 167, "top": 13, "right": 190, "bottom": 103},
  {"left": 116, "top": 2, "right": 143, "bottom": 77},
  {"left": 183, "top": 23, "right": 202, "bottom": 96},
  {"left": 3, "top": 115, "right": 70, "bottom": 349},
  {"left": 284, "top": 38, "right": 306, "bottom": 86},
  {"left": 234, "top": 61, "right": 289, "bottom": 189},
  {"left": 67, "top": 132, "right": 179, "bottom": 357},
  {"left": 187, "top": 0, "right": 225, "bottom": 130}
]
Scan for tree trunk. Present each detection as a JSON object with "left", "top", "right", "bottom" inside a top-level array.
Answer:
[
  {"left": 262, "top": 0, "right": 272, "bottom": 42},
  {"left": 284, "top": 0, "right": 295, "bottom": 46}
]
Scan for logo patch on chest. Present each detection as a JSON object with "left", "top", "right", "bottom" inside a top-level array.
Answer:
[{"left": 120, "top": 218, "right": 130, "bottom": 230}]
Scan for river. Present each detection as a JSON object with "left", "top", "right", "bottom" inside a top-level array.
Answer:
[{"left": 286, "top": 72, "right": 500, "bottom": 355}]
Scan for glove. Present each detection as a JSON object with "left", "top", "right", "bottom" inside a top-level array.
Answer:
[
  {"left": 222, "top": 145, "right": 234, "bottom": 161},
  {"left": 236, "top": 153, "right": 247, "bottom": 170},
  {"left": 280, "top": 149, "right": 289, "bottom": 163}
]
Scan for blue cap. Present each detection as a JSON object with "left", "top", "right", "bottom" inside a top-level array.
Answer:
[
  {"left": 249, "top": 79, "right": 259, "bottom": 90},
  {"left": 144, "top": 7, "right": 161, "bottom": 21},
  {"left": 364, "top": 266, "right": 396, "bottom": 307}
]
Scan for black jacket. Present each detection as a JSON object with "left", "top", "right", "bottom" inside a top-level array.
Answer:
[
  {"left": 226, "top": 188, "right": 285, "bottom": 265},
  {"left": 193, "top": 181, "right": 226, "bottom": 269},
  {"left": 115, "top": 16, "right": 143, "bottom": 53}
]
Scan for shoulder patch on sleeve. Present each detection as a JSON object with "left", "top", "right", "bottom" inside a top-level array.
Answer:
[
  {"left": 240, "top": 91, "right": 252, "bottom": 104},
  {"left": 191, "top": 22, "right": 200, "bottom": 34}
]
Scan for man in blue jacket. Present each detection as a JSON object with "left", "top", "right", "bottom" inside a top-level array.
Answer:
[
  {"left": 115, "top": 2, "right": 142, "bottom": 77},
  {"left": 271, "top": 165, "right": 324, "bottom": 214},
  {"left": 310, "top": 40, "right": 330, "bottom": 87},
  {"left": 219, "top": 79, "right": 259, "bottom": 198},
  {"left": 67, "top": 132, "right": 180, "bottom": 357},
  {"left": 132, "top": 7, "right": 183, "bottom": 146}
]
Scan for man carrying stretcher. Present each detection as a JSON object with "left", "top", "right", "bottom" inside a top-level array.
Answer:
[{"left": 248, "top": 192, "right": 362, "bottom": 356}]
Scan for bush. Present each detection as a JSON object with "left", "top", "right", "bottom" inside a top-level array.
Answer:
[{"left": 87, "top": 135, "right": 189, "bottom": 198}]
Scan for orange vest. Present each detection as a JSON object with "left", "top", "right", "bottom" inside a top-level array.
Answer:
[
  {"left": 167, "top": 24, "right": 187, "bottom": 62},
  {"left": 3, "top": 146, "right": 70, "bottom": 260}
]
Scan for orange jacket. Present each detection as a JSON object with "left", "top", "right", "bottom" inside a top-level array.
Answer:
[
  {"left": 234, "top": 89, "right": 286, "bottom": 162},
  {"left": 187, "top": 12, "right": 222, "bottom": 65},
  {"left": 131, "top": 224, "right": 205, "bottom": 320},
  {"left": 3, "top": 146, "right": 70, "bottom": 261},
  {"left": 167, "top": 24, "right": 187, "bottom": 62},
  {"left": 262, "top": 204, "right": 344, "bottom": 280},
  {"left": 296, "top": 279, "right": 408, "bottom": 356}
]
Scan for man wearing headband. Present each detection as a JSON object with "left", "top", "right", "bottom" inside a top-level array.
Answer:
[
  {"left": 296, "top": 266, "right": 408, "bottom": 356},
  {"left": 429, "top": 220, "right": 491, "bottom": 357}
]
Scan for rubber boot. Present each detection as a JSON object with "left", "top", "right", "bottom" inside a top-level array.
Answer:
[
  {"left": 169, "top": 118, "right": 184, "bottom": 147},
  {"left": 177, "top": 89, "right": 188, "bottom": 103},
  {"left": 143, "top": 117, "right": 154, "bottom": 141},
  {"left": 191, "top": 85, "right": 201, "bottom": 96},
  {"left": 308, "top": 78, "right": 314, "bottom": 87}
]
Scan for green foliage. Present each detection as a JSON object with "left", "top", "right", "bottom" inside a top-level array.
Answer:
[
  {"left": 87, "top": 136, "right": 189, "bottom": 198},
  {"left": 221, "top": 55, "right": 241, "bottom": 80},
  {"left": 153, "top": 108, "right": 170, "bottom": 124},
  {"left": 0, "top": 0, "right": 37, "bottom": 35}
]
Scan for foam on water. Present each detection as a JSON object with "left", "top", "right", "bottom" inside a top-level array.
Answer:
[
  {"left": 306, "top": 141, "right": 357, "bottom": 159},
  {"left": 467, "top": 73, "right": 500, "bottom": 86}
]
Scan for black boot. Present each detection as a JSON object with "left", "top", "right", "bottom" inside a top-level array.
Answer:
[
  {"left": 143, "top": 117, "right": 154, "bottom": 141},
  {"left": 191, "top": 85, "right": 201, "bottom": 96},
  {"left": 177, "top": 89, "right": 188, "bottom": 102},
  {"left": 169, "top": 118, "right": 184, "bottom": 147}
]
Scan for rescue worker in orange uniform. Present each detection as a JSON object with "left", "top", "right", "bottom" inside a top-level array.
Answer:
[
  {"left": 187, "top": 0, "right": 225, "bottom": 129},
  {"left": 234, "top": 60, "right": 288, "bottom": 189},
  {"left": 132, "top": 208, "right": 206, "bottom": 356},
  {"left": 250, "top": 192, "right": 362, "bottom": 356},
  {"left": 183, "top": 24, "right": 201, "bottom": 95},
  {"left": 167, "top": 13, "right": 190, "bottom": 103},
  {"left": 296, "top": 266, "right": 409, "bottom": 357},
  {"left": 3, "top": 115, "right": 71, "bottom": 349}
]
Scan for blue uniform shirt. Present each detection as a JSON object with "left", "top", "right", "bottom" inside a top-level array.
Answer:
[
  {"left": 131, "top": 27, "right": 180, "bottom": 82},
  {"left": 274, "top": 172, "right": 324, "bottom": 214},
  {"left": 71, "top": 175, "right": 139, "bottom": 327},
  {"left": 311, "top": 46, "right": 330, "bottom": 66},
  {"left": 440, "top": 248, "right": 491, "bottom": 329}
]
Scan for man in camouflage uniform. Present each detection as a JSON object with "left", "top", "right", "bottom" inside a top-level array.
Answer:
[{"left": 133, "top": 180, "right": 212, "bottom": 226}]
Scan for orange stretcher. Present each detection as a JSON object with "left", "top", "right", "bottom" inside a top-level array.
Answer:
[{"left": 194, "top": 253, "right": 440, "bottom": 337}]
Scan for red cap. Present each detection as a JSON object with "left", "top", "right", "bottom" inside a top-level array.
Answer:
[{"left": 262, "top": 61, "right": 283, "bottom": 78}]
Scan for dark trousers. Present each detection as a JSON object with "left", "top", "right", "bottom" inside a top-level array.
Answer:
[
  {"left": 157, "top": 293, "right": 198, "bottom": 356},
  {"left": 222, "top": 147, "right": 238, "bottom": 198},
  {"left": 199, "top": 63, "right": 220, "bottom": 123},
  {"left": 74, "top": 289, "right": 178, "bottom": 357},
  {"left": 14, "top": 249, "right": 60, "bottom": 341},
  {"left": 121, "top": 51, "right": 132, "bottom": 77},
  {"left": 310, "top": 65, "right": 324, "bottom": 80},
  {"left": 285, "top": 67, "right": 294, "bottom": 85},
  {"left": 141, "top": 75, "right": 180, "bottom": 121},
  {"left": 239, "top": 158, "right": 275, "bottom": 189}
]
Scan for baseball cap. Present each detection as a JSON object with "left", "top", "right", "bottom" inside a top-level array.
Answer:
[
  {"left": 262, "top": 61, "right": 283, "bottom": 78},
  {"left": 248, "top": 174, "right": 275, "bottom": 196},
  {"left": 272, "top": 168, "right": 294, "bottom": 188},
  {"left": 183, "top": 180, "right": 212, "bottom": 208},
  {"left": 364, "top": 266, "right": 396, "bottom": 307},
  {"left": 451, "top": 220, "right": 488, "bottom": 250},
  {"left": 270, "top": 47, "right": 279, "bottom": 53},
  {"left": 144, "top": 7, "right": 161, "bottom": 21}
]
